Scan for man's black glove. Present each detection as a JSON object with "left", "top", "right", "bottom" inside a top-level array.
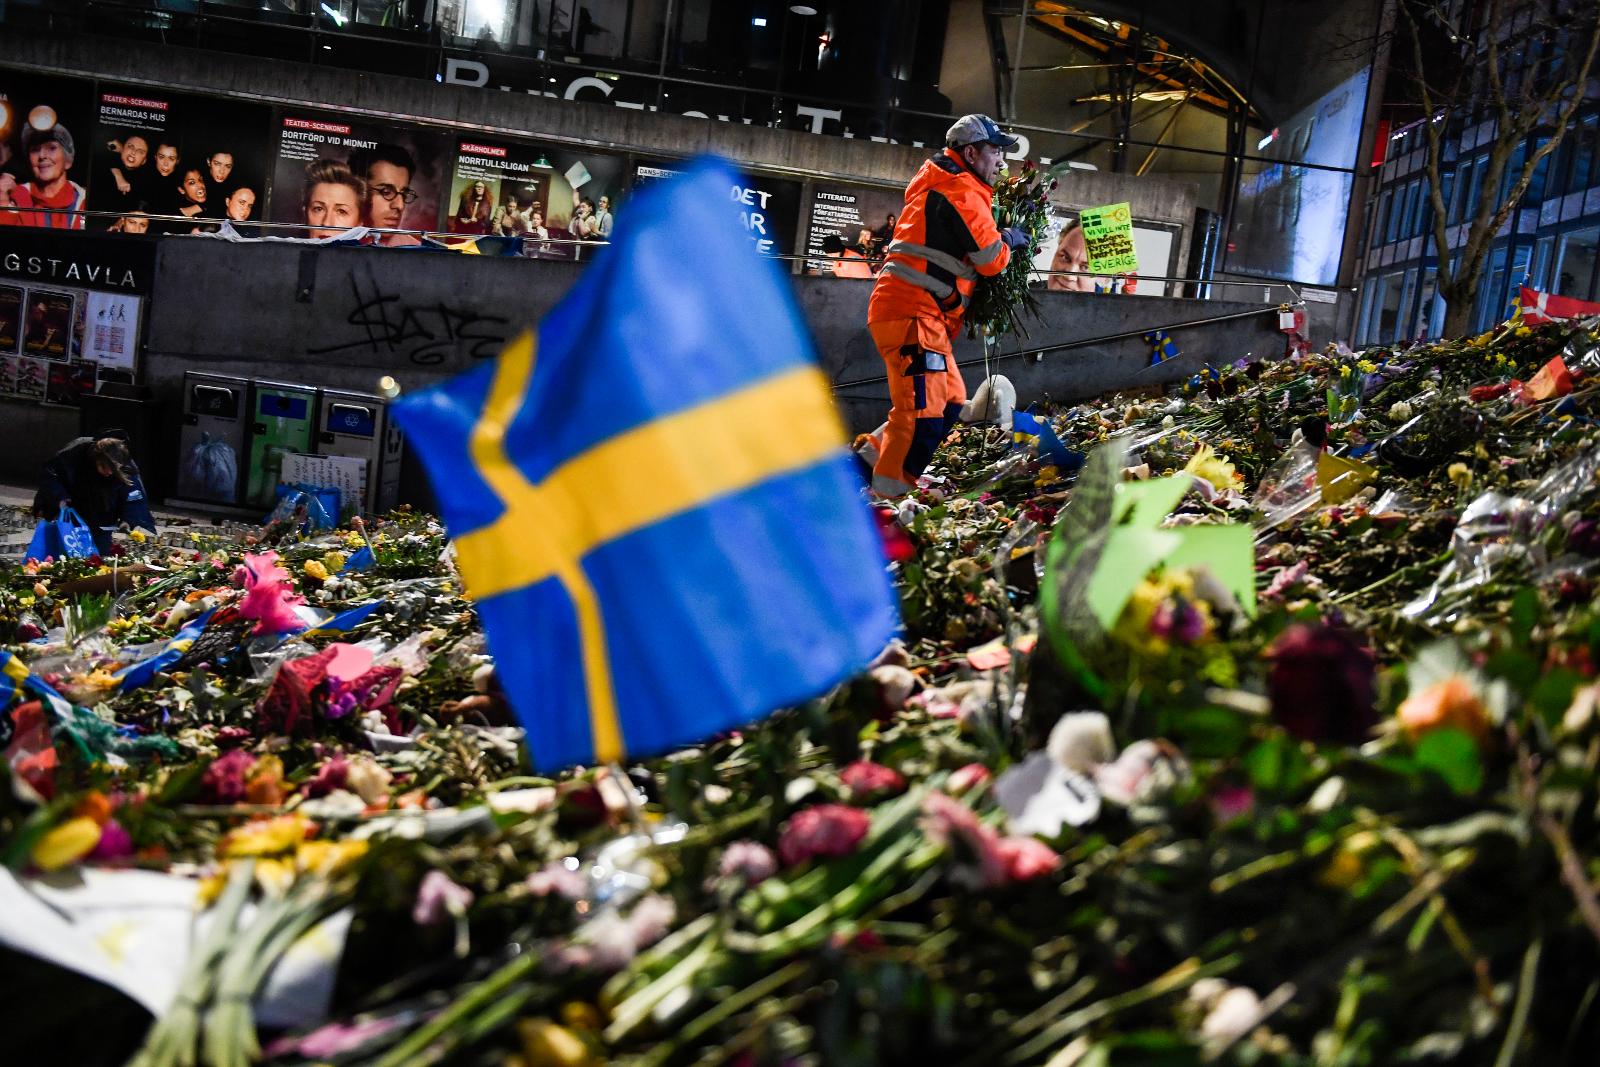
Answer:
[{"left": 1001, "top": 226, "right": 1031, "bottom": 249}]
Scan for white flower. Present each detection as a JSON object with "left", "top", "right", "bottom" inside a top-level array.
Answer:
[
  {"left": 1094, "top": 740, "right": 1190, "bottom": 806},
  {"left": 487, "top": 786, "right": 558, "bottom": 814},
  {"left": 344, "top": 756, "right": 392, "bottom": 806},
  {"left": 1047, "top": 712, "right": 1116, "bottom": 773},
  {"left": 1200, "top": 986, "right": 1262, "bottom": 1044},
  {"left": 870, "top": 664, "right": 918, "bottom": 709},
  {"left": 1388, "top": 400, "right": 1414, "bottom": 422}
]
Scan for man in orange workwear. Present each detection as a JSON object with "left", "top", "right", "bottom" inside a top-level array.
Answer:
[{"left": 857, "top": 114, "right": 1030, "bottom": 496}]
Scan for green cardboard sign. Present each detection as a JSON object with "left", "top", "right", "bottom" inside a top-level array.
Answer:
[{"left": 1078, "top": 201, "right": 1140, "bottom": 275}]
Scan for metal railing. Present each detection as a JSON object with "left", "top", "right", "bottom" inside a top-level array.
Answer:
[{"left": 19, "top": 204, "right": 1312, "bottom": 305}]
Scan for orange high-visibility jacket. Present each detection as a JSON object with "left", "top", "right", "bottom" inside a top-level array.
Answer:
[{"left": 867, "top": 148, "right": 1011, "bottom": 332}]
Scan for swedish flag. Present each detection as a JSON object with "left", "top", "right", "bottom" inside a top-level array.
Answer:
[
  {"left": 1144, "top": 329, "right": 1180, "bottom": 366},
  {"left": 394, "top": 159, "right": 899, "bottom": 771}
]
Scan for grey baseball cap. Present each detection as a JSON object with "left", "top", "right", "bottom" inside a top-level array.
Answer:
[
  {"left": 22, "top": 122, "right": 75, "bottom": 159},
  {"left": 946, "top": 114, "right": 1019, "bottom": 150}
]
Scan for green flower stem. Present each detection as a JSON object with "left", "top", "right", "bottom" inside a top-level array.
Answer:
[
  {"left": 630, "top": 960, "right": 810, "bottom": 1067},
  {"left": 1491, "top": 935, "right": 1541, "bottom": 1067},
  {"left": 370, "top": 948, "right": 539, "bottom": 1067},
  {"left": 604, "top": 924, "right": 723, "bottom": 1043},
  {"left": 130, "top": 859, "right": 256, "bottom": 1067},
  {"left": 601, "top": 914, "right": 719, "bottom": 1008},
  {"left": 1003, "top": 953, "right": 1243, "bottom": 1064}
]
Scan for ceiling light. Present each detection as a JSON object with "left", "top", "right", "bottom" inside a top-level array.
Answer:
[
  {"left": 752, "top": 16, "right": 768, "bottom": 26},
  {"left": 790, "top": 4, "right": 818, "bottom": 15}
]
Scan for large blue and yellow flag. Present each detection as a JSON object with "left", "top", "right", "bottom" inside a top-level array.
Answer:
[{"left": 393, "top": 158, "right": 899, "bottom": 771}]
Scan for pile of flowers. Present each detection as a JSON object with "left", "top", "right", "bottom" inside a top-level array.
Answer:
[{"left": 5, "top": 313, "right": 1600, "bottom": 1065}]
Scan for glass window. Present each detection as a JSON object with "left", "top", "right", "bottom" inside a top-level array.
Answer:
[
  {"left": 1464, "top": 157, "right": 1486, "bottom": 224},
  {"left": 1572, "top": 116, "right": 1598, "bottom": 192},
  {"left": 1374, "top": 273, "right": 1405, "bottom": 343},
  {"left": 1394, "top": 271, "right": 1417, "bottom": 342},
  {"left": 1475, "top": 245, "right": 1508, "bottom": 333},
  {"left": 1414, "top": 267, "right": 1442, "bottom": 339},
  {"left": 1532, "top": 235, "right": 1555, "bottom": 288},
  {"left": 1499, "top": 141, "right": 1527, "bottom": 205},
  {"left": 1356, "top": 278, "right": 1378, "bottom": 345},
  {"left": 1526, "top": 138, "right": 1552, "bottom": 203},
  {"left": 1374, "top": 189, "right": 1393, "bottom": 246},
  {"left": 1553, "top": 227, "right": 1600, "bottom": 299}
]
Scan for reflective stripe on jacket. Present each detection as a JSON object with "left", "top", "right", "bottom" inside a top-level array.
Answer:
[{"left": 867, "top": 148, "right": 1011, "bottom": 328}]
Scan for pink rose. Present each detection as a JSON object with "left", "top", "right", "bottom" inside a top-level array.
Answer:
[
  {"left": 840, "top": 760, "right": 906, "bottom": 801},
  {"left": 718, "top": 840, "right": 778, "bottom": 885},
  {"left": 89, "top": 819, "right": 134, "bottom": 862},
  {"left": 993, "top": 835, "right": 1059, "bottom": 882},
  {"left": 778, "top": 804, "right": 871, "bottom": 867},
  {"left": 199, "top": 749, "right": 256, "bottom": 805},
  {"left": 412, "top": 870, "right": 474, "bottom": 927},
  {"left": 947, "top": 763, "right": 992, "bottom": 793}
]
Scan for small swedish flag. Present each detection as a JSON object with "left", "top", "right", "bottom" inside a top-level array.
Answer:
[{"left": 1144, "top": 329, "right": 1180, "bottom": 366}]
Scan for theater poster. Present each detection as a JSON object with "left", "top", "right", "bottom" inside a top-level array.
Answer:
[
  {"left": 85, "top": 84, "right": 273, "bottom": 234},
  {"left": 0, "top": 284, "right": 20, "bottom": 352},
  {"left": 269, "top": 111, "right": 448, "bottom": 243},
  {"left": 0, "top": 71, "right": 95, "bottom": 231},
  {"left": 633, "top": 160, "right": 801, "bottom": 258},
  {"left": 801, "top": 182, "right": 903, "bottom": 277},
  {"left": 23, "top": 289, "right": 73, "bottom": 359}
]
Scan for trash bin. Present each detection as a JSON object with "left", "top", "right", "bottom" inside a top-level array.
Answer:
[
  {"left": 245, "top": 380, "right": 318, "bottom": 510},
  {"left": 175, "top": 372, "right": 249, "bottom": 506},
  {"left": 316, "top": 388, "right": 402, "bottom": 514}
]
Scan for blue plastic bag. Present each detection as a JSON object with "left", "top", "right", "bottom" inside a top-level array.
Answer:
[
  {"left": 56, "top": 507, "right": 98, "bottom": 558},
  {"left": 268, "top": 483, "right": 341, "bottom": 533},
  {"left": 24, "top": 520, "right": 57, "bottom": 563}
]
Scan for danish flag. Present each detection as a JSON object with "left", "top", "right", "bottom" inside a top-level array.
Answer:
[{"left": 1519, "top": 286, "right": 1600, "bottom": 324}]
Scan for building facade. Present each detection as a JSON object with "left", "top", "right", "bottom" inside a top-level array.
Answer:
[{"left": 1353, "top": 2, "right": 1600, "bottom": 344}]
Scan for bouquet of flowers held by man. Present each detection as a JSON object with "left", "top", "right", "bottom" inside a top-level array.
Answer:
[{"left": 966, "top": 161, "right": 1057, "bottom": 340}]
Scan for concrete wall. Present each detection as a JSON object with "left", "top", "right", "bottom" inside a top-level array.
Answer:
[{"left": 132, "top": 239, "right": 1279, "bottom": 501}]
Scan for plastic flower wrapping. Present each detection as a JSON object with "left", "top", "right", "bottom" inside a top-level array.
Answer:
[{"left": 5, "top": 314, "right": 1600, "bottom": 1065}]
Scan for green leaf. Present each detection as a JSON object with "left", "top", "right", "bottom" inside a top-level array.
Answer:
[
  {"left": 1529, "top": 668, "right": 1583, "bottom": 729},
  {"left": 1509, "top": 586, "right": 1540, "bottom": 648},
  {"left": 1165, "top": 707, "right": 1250, "bottom": 758},
  {"left": 1484, "top": 649, "right": 1541, "bottom": 694},
  {"left": 1413, "top": 728, "right": 1484, "bottom": 795}
]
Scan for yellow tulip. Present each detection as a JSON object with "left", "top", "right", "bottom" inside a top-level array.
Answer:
[
  {"left": 517, "top": 1018, "right": 600, "bottom": 1067},
  {"left": 32, "top": 817, "right": 103, "bottom": 871},
  {"left": 220, "top": 814, "right": 312, "bottom": 858}
]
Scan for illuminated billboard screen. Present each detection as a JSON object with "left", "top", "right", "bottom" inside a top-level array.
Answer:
[{"left": 1227, "top": 68, "right": 1370, "bottom": 286}]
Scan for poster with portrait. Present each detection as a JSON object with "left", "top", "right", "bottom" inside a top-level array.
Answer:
[
  {"left": 1030, "top": 206, "right": 1174, "bottom": 297},
  {"left": 85, "top": 85, "right": 273, "bottom": 234},
  {"left": 13, "top": 355, "right": 46, "bottom": 399},
  {"left": 0, "top": 353, "right": 15, "bottom": 393},
  {"left": 46, "top": 360, "right": 96, "bottom": 407},
  {"left": 0, "top": 71, "right": 96, "bottom": 231},
  {"left": 633, "top": 161, "right": 800, "bottom": 258},
  {"left": 444, "top": 137, "right": 628, "bottom": 257},
  {"left": 269, "top": 111, "right": 448, "bottom": 243},
  {"left": 801, "top": 182, "right": 903, "bottom": 277},
  {"left": 23, "top": 289, "right": 73, "bottom": 359},
  {"left": 0, "top": 284, "right": 21, "bottom": 353}
]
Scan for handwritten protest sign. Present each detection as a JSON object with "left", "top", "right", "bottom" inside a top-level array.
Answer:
[
  {"left": 281, "top": 453, "right": 369, "bottom": 516},
  {"left": 1079, "top": 202, "right": 1140, "bottom": 275}
]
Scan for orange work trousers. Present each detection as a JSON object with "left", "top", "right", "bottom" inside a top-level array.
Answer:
[{"left": 867, "top": 317, "right": 967, "bottom": 495}]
